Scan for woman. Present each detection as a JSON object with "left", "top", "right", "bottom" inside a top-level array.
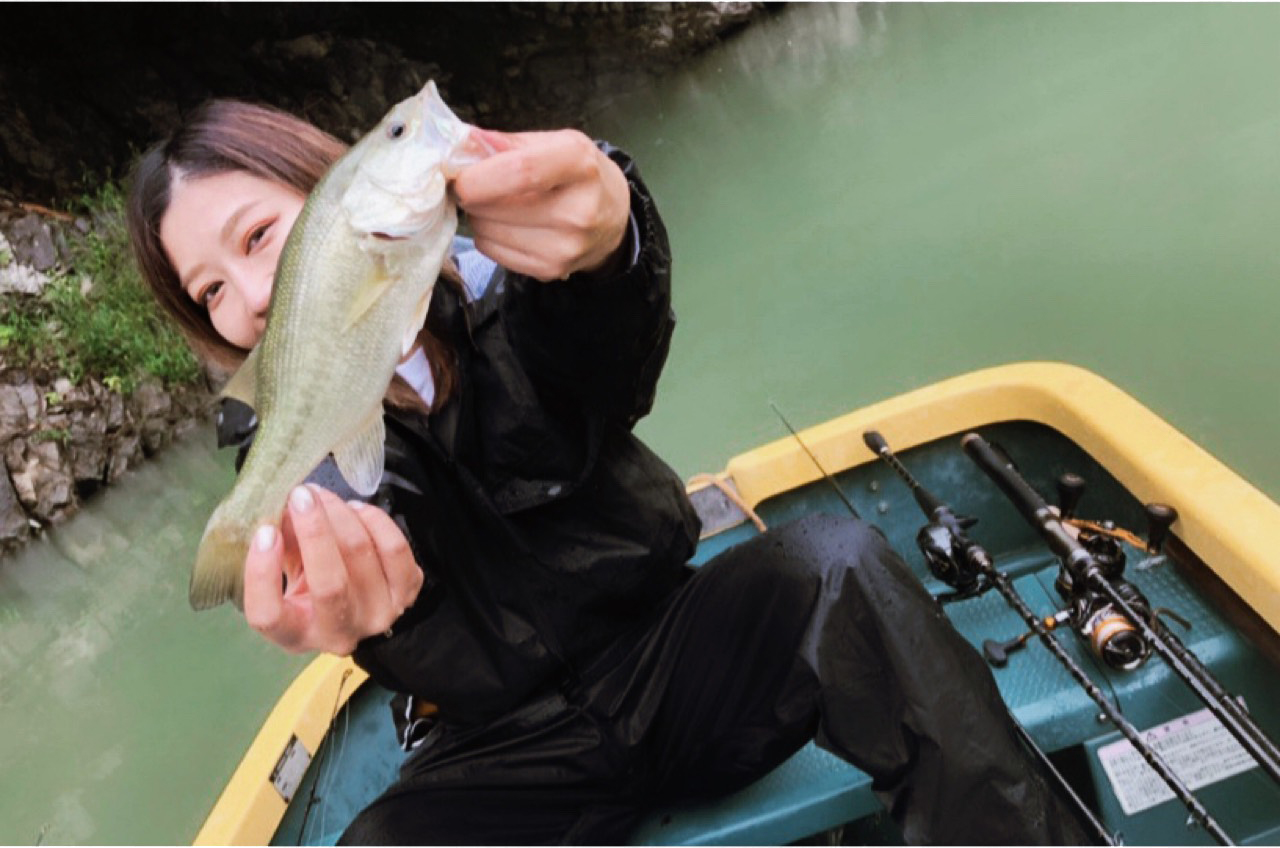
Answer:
[{"left": 129, "top": 99, "right": 1088, "bottom": 845}]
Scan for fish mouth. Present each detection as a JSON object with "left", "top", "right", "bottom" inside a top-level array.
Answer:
[{"left": 371, "top": 232, "right": 410, "bottom": 242}]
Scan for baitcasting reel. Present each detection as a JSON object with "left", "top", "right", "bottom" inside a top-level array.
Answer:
[
  {"left": 982, "top": 471, "right": 1180, "bottom": 673},
  {"left": 916, "top": 517, "right": 987, "bottom": 600},
  {"left": 1055, "top": 517, "right": 1153, "bottom": 671}
]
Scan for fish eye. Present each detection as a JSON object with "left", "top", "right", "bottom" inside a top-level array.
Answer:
[{"left": 387, "top": 121, "right": 407, "bottom": 140}]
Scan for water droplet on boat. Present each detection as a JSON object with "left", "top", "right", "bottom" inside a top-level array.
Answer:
[
  {"left": 877, "top": 500, "right": 889, "bottom": 515},
  {"left": 868, "top": 480, "right": 879, "bottom": 492}
]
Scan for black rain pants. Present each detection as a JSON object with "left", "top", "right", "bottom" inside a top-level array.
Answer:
[{"left": 340, "top": 513, "right": 1090, "bottom": 845}]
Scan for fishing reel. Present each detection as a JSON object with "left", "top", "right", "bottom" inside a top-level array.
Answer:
[
  {"left": 985, "top": 471, "right": 1182, "bottom": 672},
  {"left": 1058, "top": 573, "right": 1153, "bottom": 671},
  {"left": 1050, "top": 517, "right": 1150, "bottom": 671},
  {"left": 917, "top": 516, "right": 988, "bottom": 601},
  {"left": 985, "top": 548, "right": 1154, "bottom": 671},
  {"left": 859, "top": 431, "right": 991, "bottom": 602},
  {"left": 955, "top": 432, "right": 1280, "bottom": 837}
]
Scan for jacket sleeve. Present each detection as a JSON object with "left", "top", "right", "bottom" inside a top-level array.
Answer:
[{"left": 497, "top": 144, "right": 676, "bottom": 428}]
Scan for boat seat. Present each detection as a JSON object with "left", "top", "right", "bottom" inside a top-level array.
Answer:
[
  {"left": 297, "top": 746, "right": 877, "bottom": 846},
  {"left": 629, "top": 743, "right": 880, "bottom": 845},
  {"left": 285, "top": 686, "right": 879, "bottom": 847}
]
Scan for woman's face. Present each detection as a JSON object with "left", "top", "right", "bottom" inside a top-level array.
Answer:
[{"left": 160, "top": 170, "right": 306, "bottom": 350}]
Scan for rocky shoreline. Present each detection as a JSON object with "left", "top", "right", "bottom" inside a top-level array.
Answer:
[
  {"left": 1, "top": 200, "right": 213, "bottom": 555},
  {"left": 0, "top": 370, "right": 211, "bottom": 554}
]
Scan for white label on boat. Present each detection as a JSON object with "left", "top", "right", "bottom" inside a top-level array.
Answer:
[
  {"left": 1097, "top": 705, "right": 1258, "bottom": 816},
  {"left": 271, "top": 735, "right": 313, "bottom": 803}
]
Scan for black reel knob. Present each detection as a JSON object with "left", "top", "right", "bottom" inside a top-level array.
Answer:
[
  {"left": 1145, "top": 502, "right": 1178, "bottom": 554},
  {"left": 983, "top": 632, "right": 1031, "bottom": 667},
  {"left": 1057, "top": 473, "right": 1086, "bottom": 520}
]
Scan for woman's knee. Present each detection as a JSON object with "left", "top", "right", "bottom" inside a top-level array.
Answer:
[
  {"left": 689, "top": 514, "right": 907, "bottom": 633},
  {"left": 758, "top": 513, "right": 904, "bottom": 587}
]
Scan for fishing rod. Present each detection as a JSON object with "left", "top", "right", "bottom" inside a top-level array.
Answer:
[
  {"left": 765, "top": 407, "right": 1113, "bottom": 844},
  {"left": 863, "top": 429, "right": 1230, "bottom": 845},
  {"left": 769, "top": 402, "right": 861, "bottom": 519},
  {"left": 962, "top": 432, "right": 1280, "bottom": 790},
  {"left": 859, "top": 430, "right": 988, "bottom": 602}
]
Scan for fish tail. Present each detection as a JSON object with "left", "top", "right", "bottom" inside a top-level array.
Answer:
[{"left": 190, "top": 511, "right": 251, "bottom": 611}]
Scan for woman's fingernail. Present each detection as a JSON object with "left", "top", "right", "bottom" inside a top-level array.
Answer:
[
  {"left": 289, "top": 485, "right": 315, "bottom": 512},
  {"left": 348, "top": 499, "right": 367, "bottom": 511},
  {"left": 254, "top": 524, "right": 277, "bottom": 552}
]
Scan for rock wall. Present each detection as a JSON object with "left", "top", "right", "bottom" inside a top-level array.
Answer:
[
  {"left": 0, "top": 3, "right": 768, "bottom": 203},
  {"left": 0, "top": 371, "right": 210, "bottom": 554},
  {"left": 1, "top": 200, "right": 214, "bottom": 554}
]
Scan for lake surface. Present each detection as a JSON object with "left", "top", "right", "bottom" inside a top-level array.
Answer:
[
  {"left": 0, "top": 434, "right": 308, "bottom": 844},
  {"left": 3, "top": 4, "right": 1279, "bottom": 843},
  {"left": 596, "top": 3, "right": 1280, "bottom": 500}
]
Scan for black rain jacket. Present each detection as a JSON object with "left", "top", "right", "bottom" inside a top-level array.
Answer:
[{"left": 222, "top": 146, "right": 702, "bottom": 726}]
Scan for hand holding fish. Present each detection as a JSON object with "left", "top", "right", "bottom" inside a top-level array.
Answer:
[
  {"left": 188, "top": 82, "right": 485, "bottom": 610},
  {"left": 243, "top": 486, "right": 424, "bottom": 656},
  {"left": 454, "top": 128, "right": 631, "bottom": 282},
  {"left": 187, "top": 84, "right": 631, "bottom": 611}
]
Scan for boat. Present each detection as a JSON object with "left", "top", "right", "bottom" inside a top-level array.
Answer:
[{"left": 193, "top": 362, "right": 1280, "bottom": 846}]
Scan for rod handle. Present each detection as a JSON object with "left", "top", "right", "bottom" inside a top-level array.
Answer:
[
  {"left": 962, "top": 432, "right": 1091, "bottom": 570},
  {"left": 962, "top": 433, "right": 1054, "bottom": 523}
]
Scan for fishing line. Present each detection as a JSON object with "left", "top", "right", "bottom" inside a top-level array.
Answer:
[
  {"left": 768, "top": 401, "right": 861, "bottom": 519},
  {"left": 298, "top": 667, "right": 354, "bottom": 843},
  {"left": 312, "top": 686, "right": 348, "bottom": 845}
]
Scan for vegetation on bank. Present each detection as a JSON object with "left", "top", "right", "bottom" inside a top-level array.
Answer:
[{"left": 0, "top": 183, "right": 201, "bottom": 392}]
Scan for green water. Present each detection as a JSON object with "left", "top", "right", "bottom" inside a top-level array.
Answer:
[
  {"left": 594, "top": 3, "right": 1280, "bottom": 498},
  {"left": 0, "top": 433, "right": 308, "bottom": 844},
  {"left": 3, "top": 4, "right": 1280, "bottom": 843}
]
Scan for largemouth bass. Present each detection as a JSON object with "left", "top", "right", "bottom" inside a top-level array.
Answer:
[{"left": 190, "top": 81, "right": 492, "bottom": 610}]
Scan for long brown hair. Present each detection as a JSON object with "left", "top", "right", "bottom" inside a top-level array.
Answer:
[{"left": 126, "top": 98, "right": 458, "bottom": 412}]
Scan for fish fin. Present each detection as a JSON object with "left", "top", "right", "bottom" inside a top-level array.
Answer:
[
  {"left": 344, "top": 260, "right": 396, "bottom": 332},
  {"left": 220, "top": 344, "right": 261, "bottom": 410},
  {"left": 332, "top": 411, "right": 386, "bottom": 497},
  {"left": 402, "top": 281, "right": 436, "bottom": 356},
  {"left": 190, "top": 510, "right": 250, "bottom": 611}
]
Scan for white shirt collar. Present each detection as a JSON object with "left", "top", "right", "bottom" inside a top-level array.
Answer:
[{"left": 394, "top": 346, "right": 435, "bottom": 408}]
